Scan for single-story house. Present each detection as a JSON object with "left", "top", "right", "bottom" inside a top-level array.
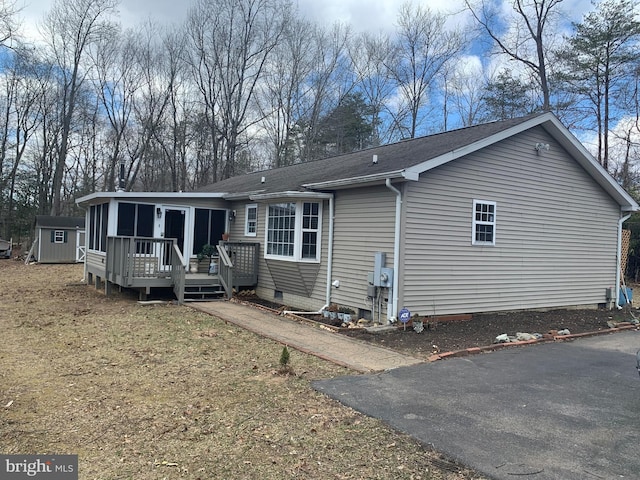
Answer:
[
  {"left": 34, "top": 215, "right": 85, "bottom": 263},
  {"left": 76, "top": 112, "right": 638, "bottom": 320}
]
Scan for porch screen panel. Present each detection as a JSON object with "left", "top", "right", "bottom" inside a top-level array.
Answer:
[
  {"left": 100, "top": 203, "right": 108, "bottom": 252},
  {"left": 137, "top": 204, "right": 154, "bottom": 237},
  {"left": 193, "top": 209, "right": 226, "bottom": 255},
  {"left": 117, "top": 203, "right": 154, "bottom": 237},
  {"left": 193, "top": 208, "right": 210, "bottom": 255},
  {"left": 117, "top": 203, "right": 135, "bottom": 236},
  {"left": 89, "top": 205, "right": 96, "bottom": 250}
]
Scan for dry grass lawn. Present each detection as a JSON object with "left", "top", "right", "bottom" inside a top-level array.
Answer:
[{"left": 0, "top": 261, "right": 483, "bottom": 479}]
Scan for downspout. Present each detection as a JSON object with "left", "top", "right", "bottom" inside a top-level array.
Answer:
[
  {"left": 282, "top": 193, "right": 335, "bottom": 316},
  {"left": 615, "top": 211, "right": 632, "bottom": 309},
  {"left": 385, "top": 178, "right": 401, "bottom": 322}
]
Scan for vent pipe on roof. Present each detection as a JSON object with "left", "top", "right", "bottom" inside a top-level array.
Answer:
[
  {"left": 261, "top": 176, "right": 266, "bottom": 184},
  {"left": 372, "top": 154, "right": 378, "bottom": 164},
  {"left": 116, "top": 161, "right": 125, "bottom": 192}
]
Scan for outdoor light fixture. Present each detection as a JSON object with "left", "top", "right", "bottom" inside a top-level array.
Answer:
[
  {"left": 535, "top": 142, "right": 550, "bottom": 152},
  {"left": 229, "top": 210, "right": 236, "bottom": 222},
  {"left": 156, "top": 207, "right": 162, "bottom": 218}
]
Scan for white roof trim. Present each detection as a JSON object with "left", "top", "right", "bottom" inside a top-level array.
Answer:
[
  {"left": 250, "top": 191, "right": 333, "bottom": 201},
  {"left": 303, "top": 169, "right": 417, "bottom": 190},
  {"left": 404, "top": 112, "right": 638, "bottom": 211},
  {"left": 76, "top": 191, "right": 225, "bottom": 206}
]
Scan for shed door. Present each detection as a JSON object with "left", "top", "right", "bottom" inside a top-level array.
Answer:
[{"left": 76, "top": 230, "right": 86, "bottom": 262}]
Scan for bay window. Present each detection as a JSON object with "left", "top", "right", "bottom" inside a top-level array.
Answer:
[{"left": 266, "top": 201, "right": 321, "bottom": 261}]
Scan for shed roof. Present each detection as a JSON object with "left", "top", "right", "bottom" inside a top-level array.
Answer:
[{"left": 35, "top": 215, "right": 85, "bottom": 229}]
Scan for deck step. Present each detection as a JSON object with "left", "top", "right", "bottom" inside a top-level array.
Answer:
[{"left": 183, "top": 283, "right": 226, "bottom": 301}]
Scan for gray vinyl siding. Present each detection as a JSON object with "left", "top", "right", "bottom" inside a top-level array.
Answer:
[
  {"left": 85, "top": 250, "right": 106, "bottom": 278},
  {"left": 38, "top": 228, "right": 78, "bottom": 263},
  {"left": 330, "top": 186, "right": 396, "bottom": 318},
  {"left": 402, "top": 126, "right": 621, "bottom": 315}
]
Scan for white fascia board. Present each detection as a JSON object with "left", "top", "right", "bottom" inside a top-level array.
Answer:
[
  {"left": 404, "top": 112, "right": 638, "bottom": 211},
  {"left": 250, "top": 191, "right": 333, "bottom": 201},
  {"left": 302, "top": 170, "right": 416, "bottom": 190},
  {"left": 542, "top": 116, "right": 639, "bottom": 211},
  {"left": 75, "top": 191, "right": 225, "bottom": 207},
  {"left": 405, "top": 113, "right": 558, "bottom": 178},
  {"left": 223, "top": 190, "right": 266, "bottom": 200}
]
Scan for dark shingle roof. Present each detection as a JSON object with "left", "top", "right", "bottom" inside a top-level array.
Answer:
[
  {"left": 197, "top": 114, "right": 544, "bottom": 196},
  {"left": 35, "top": 215, "right": 85, "bottom": 229}
]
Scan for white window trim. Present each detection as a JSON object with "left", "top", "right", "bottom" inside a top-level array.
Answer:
[
  {"left": 54, "top": 230, "right": 65, "bottom": 243},
  {"left": 264, "top": 201, "right": 322, "bottom": 262},
  {"left": 245, "top": 204, "right": 257, "bottom": 237},
  {"left": 472, "top": 199, "right": 496, "bottom": 246}
]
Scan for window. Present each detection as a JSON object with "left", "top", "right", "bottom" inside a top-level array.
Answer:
[
  {"left": 88, "top": 203, "right": 109, "bottom": 252},
  {"left": 52, "top": 230, "right": 66, "bottom": 243},
  {"left": 472, "top": 200, "right": 496, "bottom": 245},
  {"left": 266, "top": 201, "right": 321, "bottom": 261},
  {"left": 301, "top": 202, "right": 319, "bottom": 259},
  {"left": 245, "top": 204, "right": 257, "bottom": 236}
]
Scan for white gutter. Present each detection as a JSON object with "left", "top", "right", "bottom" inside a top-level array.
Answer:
[
  {"left": 303, "top": 169, "right": 419, "bottom": 190},
  {"left": 385, "top": 178, "right": 402, "bottom": 322},
  {"left": 250, "top": 191, "right": 333, "bottom": 201},
  {"left": 615, "top": 211, "right": 632, "bottom": 309},
  {"left": 282, "top": 193, "right": 335, "bottom": 316}
]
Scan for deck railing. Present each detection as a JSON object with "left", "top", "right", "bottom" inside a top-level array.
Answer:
[
  {"left": 102, "top": 237, "right": 259, "bottom": 302},
  {"left": 217, "top": 244, "right": 234, "bottom": 299},
  {"left": 170, "top": 243, "right": 186, "bottom": 304},
  {"left": 105, "top": 236, "right": 176, "bottom": 286},
  {"left": 221, "top": 241, "right": 259, "bottom": 287}
]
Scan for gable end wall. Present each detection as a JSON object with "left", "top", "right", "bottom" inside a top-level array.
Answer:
[{"left": 401, "top": 126, "right": 621, "bottom": 315}]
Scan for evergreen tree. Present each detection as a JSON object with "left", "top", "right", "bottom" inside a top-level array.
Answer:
[{"left": 557, "top": 0, "right": 640, "bottom": 170}]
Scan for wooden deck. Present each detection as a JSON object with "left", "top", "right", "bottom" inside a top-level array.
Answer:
[{"left": 88, "top": 237, "right": 260, "bottom": 303}]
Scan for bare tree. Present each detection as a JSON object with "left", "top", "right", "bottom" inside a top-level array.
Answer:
[
  {"left": 0, "top": 47, "right": 47, "bottom": 236},
  {"left": 390, "top": 2, "right": 465, "bottom": 138},
  {"left": 186, "top": 0, "right": 290, "bottom": 182},
  {"left": 151, "top": 28, "right": 194, "bottom": 192},
  {"left": 0, "top": 0, "right": 19, "bottom": 47},
  {"left": 39, "top": 0, "right": 118, "bottom": 215},
  {"left": 465, "top": 0, "right": 564, "bottom": 112},
  {"left": 295, "top": 22, "right": 354, "bottom": 161},
  {"left": 257, "top": 16, "right": 315, "bottom": 167},
  {"left": 91, "top": 27, "right": 141, "bottom": 191},
  {"left": 442, "top": 59, "right": 489, "bottom": 128},
  {"left": 348, "top": 32, "right": 397, "bottom": 144},
  {"left": 127, "top": 21, "right": 172, "bottom": 191}
]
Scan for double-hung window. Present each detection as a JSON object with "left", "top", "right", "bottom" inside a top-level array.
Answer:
[
  {"left": 266, "top": 201, "right": 321, "bottom": 261},
  {"left": 245, "top": 204, "right": 257, "bottom": 236},
  {"left": 472, "top": 200, "right": 496, "bottom": 245},
  {"left": 53, "top": 230, "right": 66, "bottom": 243}
]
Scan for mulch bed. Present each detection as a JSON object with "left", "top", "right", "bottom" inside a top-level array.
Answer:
[
  {"left": 237, "top": 294, "right": 639, "bottom": 360},
  {"left": 342, "top": 308, "right": 638, "bottom": 359}
]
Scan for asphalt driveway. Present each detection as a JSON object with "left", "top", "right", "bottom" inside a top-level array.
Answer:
[{"left": 313, "top": 330, "right": 640, "bottom": 480}]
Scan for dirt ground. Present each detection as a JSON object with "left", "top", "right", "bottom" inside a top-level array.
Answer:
[
  {"left": 244, "top": 295, "right": 639, "bottom": 360},
  {"left": 341, "top": 308, "right": 638, "bottom": 359},
  {"left": 0, "top": 261, "right": 483, "bottom": 480}
]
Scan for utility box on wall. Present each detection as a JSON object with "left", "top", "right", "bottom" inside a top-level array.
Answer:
[{"left": 373, "top": 252, "right": 393, "bottom": 288}]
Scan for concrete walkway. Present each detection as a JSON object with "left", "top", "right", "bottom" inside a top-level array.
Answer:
[{"left": 189, "top": 301, "right": 423, "bottom": 372}]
